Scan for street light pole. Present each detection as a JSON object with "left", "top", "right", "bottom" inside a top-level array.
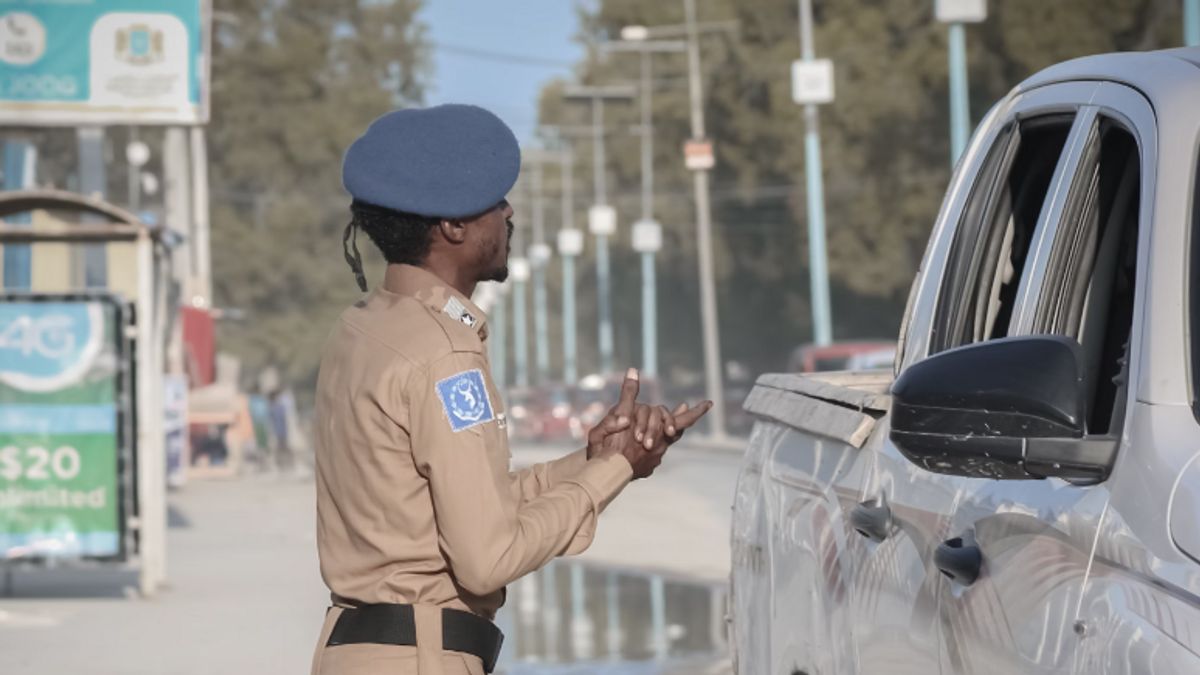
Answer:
[
  {"left": 1187, "top": 0, "right": 1200, "bottom": 46},
  {"left": 602, "top": 38, "right": 684, "bottom": 381},
  {"left": 936, "top": 1, "right": 987, "bottom": 164},
  {"left": 947, "top": 22, "right": 970, "bottom": 163},
  {"left": 511, "top": 257, "right": 531, "bottom": 388},
  {"left": 530, "top": 156, "right": 552, "bottom": 384},
  {"left": 683, "top": 0, "right": 728, "bottom": 438},
  {"left": 591, "top": 97, "right": 614, "bottom": 377},
  {"left": 638, "top": 49, "right": 659, "bottom": 379},
  {"left": 797, "top": 0, "right": 833, "bottom": 347},
  {"left": 558, "top": 146, "right": 583, "bottom": 386},
  {"left": 564, "top": 85, "right": 635, "bottom": 376}
]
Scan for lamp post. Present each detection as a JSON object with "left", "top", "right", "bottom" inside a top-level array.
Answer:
[
  {"left": 510, "top": 257, "right": 531, "bottom": 388},
  {"left": 563, "top": 85, "right": 636, "bottom": 376},
  {"left": 527, "top": 152, "right": 553, "bottom": 384},
  {"left": 936, "top": 0, "right": 987, "bottom": 165},
  {"left": 555, "top": 142, "right": 584, "bottom": 386},
  {"left": 623, "top": 6, "right": 734, "bottom": 437},
  {"left": 1187, "top": 0, "right": 1200, "bottom": 46},
  {"left": 792, "top": 0, "right": 835, "bottom": 346},
  {"left": 603, "top": 37, "right": 685, "bottom": 380}
]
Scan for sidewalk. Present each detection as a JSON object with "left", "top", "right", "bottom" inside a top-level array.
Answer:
[{"left": 0, "top": 476, "right": 327, "bottom": 675}]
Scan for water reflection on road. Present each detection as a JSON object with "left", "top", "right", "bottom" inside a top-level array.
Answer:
[{"left": 495, "top": 560, "right": 730, "bottom": 675}]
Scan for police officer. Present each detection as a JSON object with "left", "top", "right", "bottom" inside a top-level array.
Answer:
[{"left": 310, "top": 104, "right": 711, "bottom": 675}]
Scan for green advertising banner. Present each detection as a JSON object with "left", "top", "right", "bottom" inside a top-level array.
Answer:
[
  {"left": 0, "top": 0, "right": 209, "bottom": 125},
  {"left": 0, "top": 298, "right": 126, "bottom": 560}
]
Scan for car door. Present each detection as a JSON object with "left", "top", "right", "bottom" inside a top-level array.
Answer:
[
  {"left": 849, "top": 82, "right": 1099, "bottom": 675},
  {"left": 934, "top": 83, "right": 1151, "bottom": 674}
]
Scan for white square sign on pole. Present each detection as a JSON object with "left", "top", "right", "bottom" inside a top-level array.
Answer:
[
  {"left": 791, "top": 59, "right": 835, "bottom": 105},
  {"left": 936, "top": 0, "right": 987, "bottom": 23},
  {"left": 588, "top": 205, "right": 617, "bottom": 236}
]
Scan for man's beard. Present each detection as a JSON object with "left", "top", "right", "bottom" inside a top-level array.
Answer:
[{"left": 483, "top": 219, "right": 515, "bottom": 282}]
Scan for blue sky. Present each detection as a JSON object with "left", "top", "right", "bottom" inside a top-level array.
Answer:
[{"left": 419, "top": 0, "right": 587, "bottom": 143}]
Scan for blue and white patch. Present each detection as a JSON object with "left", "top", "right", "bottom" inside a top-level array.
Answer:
[{"left": 436, "top": 369, "right": 495, "bottom": 432}]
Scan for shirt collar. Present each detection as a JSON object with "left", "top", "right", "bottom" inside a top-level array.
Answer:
[{"left": 381, "top": 264, "right": 490, "bottom": 341}]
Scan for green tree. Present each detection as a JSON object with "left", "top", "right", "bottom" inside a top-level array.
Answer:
[
  {"left": 538, "top": 0, "right": 1182, "bottom": 381},
  {"left": 209, "top": 0, "right": 429, "bottom": 396}
]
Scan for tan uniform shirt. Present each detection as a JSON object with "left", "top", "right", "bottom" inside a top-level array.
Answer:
[{"left": 313, "top": 264, "right": 632, "bottom": 619}]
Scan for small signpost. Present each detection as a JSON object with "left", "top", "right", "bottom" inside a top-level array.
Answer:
[
  {"left": 683, "top": 139, "right": 714, "bottom": 171},
  {"left": 791, "top": 58, "right": 835, "bottom": 105}
]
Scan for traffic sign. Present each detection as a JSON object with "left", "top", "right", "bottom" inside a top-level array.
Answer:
[
  {"left": 125, "top": 141, "right": 150, "bottom": 168},
  {"left": 684, "top": 139, "right": 714, "bottom": 171},
  {"left": 936, "top": 0, "right": 987, "bottom": 23},
  {"left": 528, "top": 243, "right": 552, "bottom": 264},
  {"left": 557, "top": 228, "right": 584, "bottom": 256},
  {"left": 632, "top": 219, "right": 663, "bottom": 253},
  {"left": 509, "top": 257, "right": 530, "bottom": 282},
  {"left": 588, "top": 205, "right": 617, "bottom": 236},
  {"left": 791, "top": 59, "right": 835, "bottom": 105}
]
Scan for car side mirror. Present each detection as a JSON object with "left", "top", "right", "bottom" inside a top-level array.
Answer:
[{"left": 889, "top": 335, "right": 1116, "bottom": 482}]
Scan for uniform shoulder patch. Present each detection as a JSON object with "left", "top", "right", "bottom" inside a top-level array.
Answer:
[{"left": 435, "top": 369, "right": 495, "bottom": 432}]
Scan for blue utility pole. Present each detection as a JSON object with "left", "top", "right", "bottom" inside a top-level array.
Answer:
[
  {"left": 937, "top": 1, "right": 986, "bottom": 164},
  {"left": 530, "top": 158, "right": 551, "bottom": 384},
  {"left": 558, "top": 147, "right": 582, "bottom": 386},
  {"left": 798, "top": 0, "right": 833, "bottom": 346},
  {"left": 492, "top": 290, "right": 508, "bottom": 390},
  {"left": 1187, "top": 0, "right": 1200, "bottom": 46},
  {"left": 947, "top": 23, "right": 971, "bottom": 164},
  {"left": 513, "top": 265, "right": 529, "bottom": 388}
]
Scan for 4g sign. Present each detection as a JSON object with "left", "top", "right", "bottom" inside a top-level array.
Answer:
[{"left": 0, "top": 299, "right": 127, "bottom": 560}]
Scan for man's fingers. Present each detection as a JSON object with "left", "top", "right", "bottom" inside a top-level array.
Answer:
[
  {"left": 659, "top": 405, "right": 677, "bottom": 438},
  {"left": 588, "top": 411, "right": 629, "bottom": 446},
  {"left": 674, "top": 401, "right": 714, "bottom": 429},
  {"left": 673, "top": 402, "right": 688, "bottom": 416},
  {"left": 634, "top": 404, "right": 651, "bottom": 443},
  {"left": 615, "top": 368, "right": 640, "bottom": 417},
  {"left": 644, "top": 406, "right": 663, "bottom": 449}
]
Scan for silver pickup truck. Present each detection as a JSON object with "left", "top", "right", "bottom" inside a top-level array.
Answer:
[{"left": 731, "top": 47, "right": 1200, "bottom": 675}]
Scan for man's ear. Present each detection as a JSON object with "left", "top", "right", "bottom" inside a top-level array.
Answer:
[{"left": 438, "top": 218, "right": 468, "bottom": 244}]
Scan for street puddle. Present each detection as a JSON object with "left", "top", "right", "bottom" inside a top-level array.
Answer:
[{"left": 495, "top": 560, "right": 729, "bottom": 674}]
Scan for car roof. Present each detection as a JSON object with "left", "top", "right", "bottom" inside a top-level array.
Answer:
[{"left": 1017, "top": 47, "right": 1200, "bottom": 109}]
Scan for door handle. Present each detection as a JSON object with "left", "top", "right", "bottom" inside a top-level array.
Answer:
[
  {"left": 934, "top": 535, "right": 983, "bottom": 586},
  {"left": 849, "top": 498, "right": 892, "bottom": 542}
]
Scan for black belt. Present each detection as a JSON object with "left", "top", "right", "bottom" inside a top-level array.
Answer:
[{"left": 326, "top": 604, "right": 504, "bottom": 673}]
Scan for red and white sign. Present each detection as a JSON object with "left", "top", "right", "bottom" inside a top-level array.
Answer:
[{"left": 684, "top": 139, "right": 714, "bottom": 171}]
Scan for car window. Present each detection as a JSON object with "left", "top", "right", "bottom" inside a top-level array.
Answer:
[
  {"left": 1032, "top": 117, "right": 1140, "bottom": 435},
  {"left": 930, "top": 114, "right": 1075, "bottom": 354}
]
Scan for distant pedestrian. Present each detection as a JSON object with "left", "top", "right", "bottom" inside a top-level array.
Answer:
[{"left": 268, "top": 389, "right": 292, "bottom": 472}]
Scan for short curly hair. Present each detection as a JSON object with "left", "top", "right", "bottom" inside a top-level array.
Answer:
[{"left": 351, "top": 200, "right": 441, "bottom": 265}]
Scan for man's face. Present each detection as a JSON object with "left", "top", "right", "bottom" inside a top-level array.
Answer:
[{"left": 474, "top": 199, "right": 514, "bottom": 283}]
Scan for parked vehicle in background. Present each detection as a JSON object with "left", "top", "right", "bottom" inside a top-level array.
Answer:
[
  {"left": 732, "top": 47, "right": 1200, "bottom": 674},
  {"left": 504, "top": 383, "right": 576, "bottom": 443},
  {"left": 785, "top": 340, "right": 895, "bottom": 373},
  {"left": 574, "top": 373, "right": 664, "bottom": 440}
]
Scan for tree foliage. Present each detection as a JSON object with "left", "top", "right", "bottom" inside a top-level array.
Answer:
[
  {"left": 209, "top": 0, "right": 428, "bottom": 393},
  {"left": 536, "top": 0, "right": 1182, "bottom": 380}
]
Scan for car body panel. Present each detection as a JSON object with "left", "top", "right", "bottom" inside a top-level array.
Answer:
[{"left": 731, "top": 47, "right": 1200, "bottom": 675}]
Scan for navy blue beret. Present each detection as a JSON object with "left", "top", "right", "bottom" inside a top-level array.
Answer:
[{"left": 342, "top": 104, "right": 521, "bottom": 219}]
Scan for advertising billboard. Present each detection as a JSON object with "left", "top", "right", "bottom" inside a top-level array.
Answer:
[
  {"left": 0, "top": 297, "right": 130, "bottom": 560},
  {"left": 0, "top": 0, "right": 209, "bottom": 125}
]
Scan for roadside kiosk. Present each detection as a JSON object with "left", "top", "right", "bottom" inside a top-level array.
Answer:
[{"left": 0, "top": 189, "right": 170, "bottom": 597}]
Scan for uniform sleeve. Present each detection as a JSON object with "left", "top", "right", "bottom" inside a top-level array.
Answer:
[
  {"left": 510, "top": 449, "right": 589, "bottom": 505},
  {"left": 410, "top": 352, "right": 632, "bottom": 597}
]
